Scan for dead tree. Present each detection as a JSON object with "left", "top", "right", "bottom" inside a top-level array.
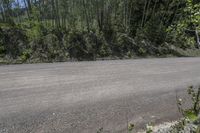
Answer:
[{"left": 195, "top": 28, "right": 200, "bottom": 49}]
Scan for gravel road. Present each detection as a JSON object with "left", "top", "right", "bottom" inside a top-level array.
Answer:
[{"left": 1, "top": 58, "right": 200, "bottom": 133}]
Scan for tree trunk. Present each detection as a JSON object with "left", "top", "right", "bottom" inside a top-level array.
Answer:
[
  {"left": 141, "top": 0, "right": 147, "bottom": 27},
  {"left": 23, "top": 0, "right": 30, "bottom": 19},
  {"left": 196, "top": 28, "right": 200, "bottom": 49},
  {"left": 0, "top": 4, "right": 5, "bottom": 22},
  {"left": 55, "top": 0, "right": 60, "bottom": 28},
  {"left": 26, "top": 0, "right": 32, "bottom": 13},
  {"left": 51, "top": 0, "right": 56, "bottom": 27},
  {"left": 82, "top": 0, "right": 90, "bottom": 32}
]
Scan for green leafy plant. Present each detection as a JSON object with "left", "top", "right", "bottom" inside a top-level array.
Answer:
[
  {"left": 177, "top": 86, "right": 200, "bottom": 122},
  {"left": 167, "top": 0, "right": 200, "bottom": 49},
  {"left": 146, "top": 123, "right": 153, "bottom": 133},
  {"left": 128, "top": 123, "right": 135, "bottom": 132},
  {"left": 97, "top": 127, "right": 103, "bottom": 133}
]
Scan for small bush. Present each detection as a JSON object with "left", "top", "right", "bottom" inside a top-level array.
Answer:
[{"left": 0, "top": 25, "right": 28, "bottom": 59}]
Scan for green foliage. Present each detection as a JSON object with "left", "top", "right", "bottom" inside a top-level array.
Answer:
[
  {"left": 96, "top": 127, "right": 103, "bottom": 133},
  {"left": 0, "top": 0, "right": 199, "bottom": 63},
  {"left": 20, "top": 20, "right": 45, "bottom": 41},
  {"left": 136, "top": 17, "right": 167, "bottom": 46},
  {"left": 168, "top": 86, "right": 200, "bottom": 132},
  {"left": 96, "top": 32, "right": 112, "bottom": 57},
  {"left": 128, "top": 123, "right": 135, "bottom": 132},
  {"left": 0, "top": 46, "right": 5, "bottom": 57},
  {"left": 0, "top": 27, "right": 5, "bottom": 56},
  {"left": 114, "top": 33, "right": 137, "bottom": 56},
  {"left": 185, "top": 0, "right": 200, "bottom": 26},
  {"left": 184, "top": 110, "right": 198, "bottom": 121},
  {"left": 20, "top": 49, "right": 32, "bottom": 62},
  {"left": 65, "top": 30, "right": 94, "bottom": 60},
  {"left": 0, "top": 25, "right": 27, "bottom": 59},
  {"left": 177, "top": 86, "right": 200, "bottom": 121},
  {"left": 167, "top": 0, "right": 200, "bottom": 49},
  {"left": 146, "top": 123, "right": 153, "bottom": 133}
]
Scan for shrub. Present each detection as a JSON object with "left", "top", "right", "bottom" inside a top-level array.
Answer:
[
  {"left": 114, "top": 33, "right": 136, "bottom": 57},
  {"left": 64, "top": 29, "right": 111, "bottom": 60},
  {"left": 95, "top": 32, "right": 111, "bottom": 58},
  {"left": 0, "top": 25, "right": 28, "bottom": 59},
  {"left": 20, "top": 49, "right": 32, "bottom": 62}
]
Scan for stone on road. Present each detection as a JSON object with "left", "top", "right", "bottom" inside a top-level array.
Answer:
[{"left": 0, "top": 58, "right": 200, "bottom": 133}]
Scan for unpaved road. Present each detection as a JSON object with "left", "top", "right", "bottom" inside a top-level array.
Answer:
[{"left": 0, "top": 58, "right": 200, "bottom": 133}]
